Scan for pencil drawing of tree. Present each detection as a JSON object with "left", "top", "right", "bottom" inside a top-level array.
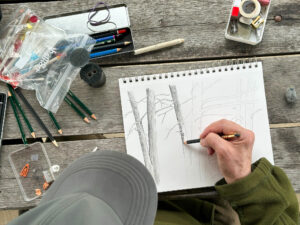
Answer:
[
  {"left": 169, "top": 85, "right": 185, "bottom": 144},
  {"left": 128, "top": 90, "right": 157, "bottom": 182},
  {"left": 147, "top": 88, "right": 159, "bottom": 183},
  {"left": 127, "top": 84, "right": 193, "bottom": 184}
]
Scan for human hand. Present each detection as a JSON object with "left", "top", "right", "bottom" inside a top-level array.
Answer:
[{"left": 200, "top": 119, "right": 255, "bottom": 184}]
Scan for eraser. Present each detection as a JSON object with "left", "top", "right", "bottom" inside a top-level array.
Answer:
[
  {"left": 231, "top": 7, "right": 240, "bottom": 18},
  {"left": 258, "top": 0, "right": 270, "bottom": 6},
  {"left": 285, "top": 87, "right": 297, "bottom": 104},
  {"left": 231, "top": 0, "right": 242, "bottom": 17},
  {"left": 69, "top": 48, "right": 90, "bottom": 67}
]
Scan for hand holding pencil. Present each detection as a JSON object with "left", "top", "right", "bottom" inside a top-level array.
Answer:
[{"left": 199, "top": 119, "right": 255, "bottom": 184}]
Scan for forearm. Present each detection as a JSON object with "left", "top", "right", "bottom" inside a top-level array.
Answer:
[{"left": 215, "top": 158, "right": 299, "bottom": 225}]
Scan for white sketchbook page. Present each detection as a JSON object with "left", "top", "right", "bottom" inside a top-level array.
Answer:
[{"left": 119, "top": 62, "right": 274, "bottom": 193}]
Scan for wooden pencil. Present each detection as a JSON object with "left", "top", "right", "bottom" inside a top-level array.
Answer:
[
  {"left": 7, "top": 84, "right": 36, "bottom": 138},
  {"left": 64, "top": 96, "right": 90, "bottom": 123},
  {"left": 48, "top": 111, "right": 62, "bottom": 134},
  {"left": 8, "top": 91, "right": 27, "bottom": 145},
  {"left": 68, "top": 90, "right": 96, "bottom": 120},
  {"left": 184, "top": 133, "right": 240, "bottom": 145},
  {"left": 134, "top": 39, "right": 184, "bottom": 55},
  {"left": 92, "top": 41, "right": 131, "bottom": 52},
  {"left": 14, "top": 88, "right": 58, "bottom": 147}
]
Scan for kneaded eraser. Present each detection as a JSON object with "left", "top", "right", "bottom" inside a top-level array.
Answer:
[
  {"left": 258, "top": 0, "right": 270, "bottom": 6},
  {"left": 285, "top": 87, "right": 297, "bottom": 104}
]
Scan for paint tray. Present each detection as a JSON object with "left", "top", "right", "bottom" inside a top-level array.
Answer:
[
  {"left": 225, "top": 0, "right": 272, "bottom": 45},
  {"left": 8, "top": 143, "right": 55, "bottom": 201}
]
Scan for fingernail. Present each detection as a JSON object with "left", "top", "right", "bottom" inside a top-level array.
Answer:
[{"left": 200, "top": 139, "right": 205, "bottom": 146}]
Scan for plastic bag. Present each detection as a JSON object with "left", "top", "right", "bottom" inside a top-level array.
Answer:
[{"left": 0, "top": 6, "right": 95, "bottom": 112}]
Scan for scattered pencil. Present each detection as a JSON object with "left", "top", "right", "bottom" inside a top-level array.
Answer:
[
  {"left": 68, "top": 90, "right": 96, "bottom": 120},
  {"left": 90, "top": 48, "right": 122, "bottom": 58},
  {"left": 64, "top": 96, "right": 90, "bottom": 124},
  {"left": 91, "top": 28, "right": 127, "bottom": 39},
  {"left": 184, "top": 133, "right": 240, "bottom": 145},
  {"left": 14, "top": 88, "right": 58, "bottom": 148},
  {"left": 94, "top": 39, "right": 116, "bottom": 47},
  {"left": 94, "top": 35, "right": 115, "bottom": 43},
  {"left": 48, "top": 111, "right": 63, "bottom": 134},
  {"left": 92, "top": 41, "right": 131, "bottom": 52},
  {"left": 7, "top": 84, "right": 36, "bottom": 138},
  {"left": 134, "top": 39, "right": 184, "bottom": 55},
  {"left": 8, "top": 90, "right": 27, "bottom": 145}
]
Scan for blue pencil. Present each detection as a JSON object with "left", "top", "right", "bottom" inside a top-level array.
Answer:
[
  {"left": 90, "top": 48, "right": 121, "bottom": 58},
  {"left": 95, "top": 35, "right": 115, "bottom": 43}
]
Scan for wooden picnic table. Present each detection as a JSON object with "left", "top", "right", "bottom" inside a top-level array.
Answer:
[{"left": 0, "top": 0, "right": 299, "bottom": 210}]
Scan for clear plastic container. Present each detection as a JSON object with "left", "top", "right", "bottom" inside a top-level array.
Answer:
[
  {"left": 8, "top": 142, "right": 55, "bottom": 201},
  {"left": 225, "top": 0, "right": 272, "bottom": 45}
]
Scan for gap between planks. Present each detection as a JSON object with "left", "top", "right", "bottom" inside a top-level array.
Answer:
[
  {"left": 2, "top": 122, "right": 300, "bottom": 145},
  {"left": 99, "top": 52, "right": 300, "bottom": 68}
]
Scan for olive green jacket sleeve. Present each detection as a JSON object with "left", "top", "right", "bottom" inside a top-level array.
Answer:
[{"left": 215, "top": 158, "right": 299, "bottom": 225}]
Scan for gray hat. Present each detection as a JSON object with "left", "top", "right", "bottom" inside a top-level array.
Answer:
[{"left": 8, "top": 150, "right": 158, "bottom": 225}]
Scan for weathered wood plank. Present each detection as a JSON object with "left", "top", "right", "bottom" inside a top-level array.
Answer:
[
  {"left": 0, "top": 138, "right": 126, "bottom": 209},
  {"left": 1, "top": 0, "right": 299, "bottom": 65},
  {"left": 1, "top": 54, "right": 299, "bottom": 140},
  {"left": 0, "top": 210, "right": 18, "bottom": 225},
  {"left": 0, "top": 127, "right": 299, "bottom": 209}
]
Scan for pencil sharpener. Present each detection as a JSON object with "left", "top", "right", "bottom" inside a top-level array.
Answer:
[{"left": 251, "top": 16, "right": 264, "bottom": 29}]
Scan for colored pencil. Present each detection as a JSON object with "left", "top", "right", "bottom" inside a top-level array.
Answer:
[
  {"left": 95, "top": 35, "right": 115, "bottom": 43},
  {"left": 8, "top": 90, "right": 27, "bottom": 145},
  {"left": 184, "top": 133, "right": 240, "bottom": 145},
  {"left": 94, "top": 38, "right": 116, "bottom": 47},
  {"left": 91, "top": 29, "right": 127, "bottom": 39},
  {"left": 68, "top": 90, "right": 96, "bottom": 120},
  {"left": 64, "top": 97, "right": 90, "bottom": 123},
  {"left": 134, "top": 39, "right": 184, "bottom": 55},
  {"left": 90, "top": 48, "right": 121, "bottom": 58},
  {"left": 48, "top": 111, "right": 62, "bottom": 134},
  {"left": 7, "top": 84, "right": 36, "bottom": 138},
  {"left": 92, "top": 41, "right": 131, "bottom": 52},
  {"left": 14, "top": 88, "right": 58, "bottom": 147}
]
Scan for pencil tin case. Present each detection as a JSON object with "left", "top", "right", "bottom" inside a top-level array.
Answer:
[
  {"left": 44, "top": 4, "right": 134, "bottom": 59},
  {"left": 225, "top": 0, "right": 272, "bottom": 45},
  {"left": 8, "top": 143, "right": 58, "bottom": 201}
]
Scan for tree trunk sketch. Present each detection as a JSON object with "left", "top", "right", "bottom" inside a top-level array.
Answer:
[
  {"left": 147, "top": 88, "right": 159, "bottom": 183},
  {"left": 169, "top": 85, "right": 185, "bottom": 144},
  {"left": 128, "top": 91, "right": 155, "bottom": 178}
]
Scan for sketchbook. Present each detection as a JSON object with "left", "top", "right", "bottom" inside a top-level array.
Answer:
[{"left": 119, "top": 61, "right": 274, "bottom": 193}]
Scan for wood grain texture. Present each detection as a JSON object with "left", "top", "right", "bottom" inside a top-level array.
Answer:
[
  {"left": 0, "top": 210, "right": 18, "bottom": 225},
  {"left": 0, "top": 127, "right": 299, "bottom": 209},
  {"left": 2, "top": 55, "right": 299, "bottom": 140},
  {"left": 0, "top": 0, "right": 299, "bottom": 65}
]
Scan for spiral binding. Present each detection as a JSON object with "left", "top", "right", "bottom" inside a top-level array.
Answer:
[{"left": 121, "top": 58, "right": 260, "bottom": 84}]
